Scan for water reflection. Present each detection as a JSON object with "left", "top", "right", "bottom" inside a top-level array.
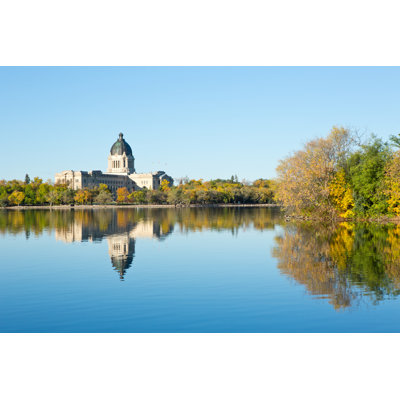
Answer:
[
  {"left": 1, "top": 207, "right": 400, "bottom": 310},
  {"left": 273, "top": 221, "right": 400, "bottom": 309},
  {"left": 54, "top": 211, "right": 174, "bottom": 280},
  {"left": 0, "top": 207, "right": 279, "bottom": 280}
]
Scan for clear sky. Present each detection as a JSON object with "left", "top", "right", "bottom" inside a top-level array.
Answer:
[{"left": 1, "top": 67, "right": 399, "bottom": 182}]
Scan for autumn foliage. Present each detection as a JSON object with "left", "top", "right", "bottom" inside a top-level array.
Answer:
[
  {"left": 276, "top": 126, "right": 355, "bottom": 218},
  {"left": 276, "top": 126, "right": 400, "bottom": 219},
  {"left": 0, "top": 176, "right": 276, "bottom": 207}
]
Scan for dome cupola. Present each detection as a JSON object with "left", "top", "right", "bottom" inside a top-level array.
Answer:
[
  {"left": 107, "top": 133, "right": 135, "bottom": 175},
  {"left": 110, "top": 133, "right": 133, "bottom": 156}
]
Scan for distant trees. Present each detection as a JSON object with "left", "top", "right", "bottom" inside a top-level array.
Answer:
[{"left": 0, "top": 176, "right": 277, "bottom": 207}]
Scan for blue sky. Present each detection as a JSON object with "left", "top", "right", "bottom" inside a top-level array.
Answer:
[{"left": 0, "top": 67, "right": 399, "bottom": 182}]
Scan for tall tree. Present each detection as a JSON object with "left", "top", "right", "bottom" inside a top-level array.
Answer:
[
  {"left": 276, "top": 126, "right": 355, "bottom": 218},
  {"left": 347, "top": 137, "right": 391, "bottom": 216}
]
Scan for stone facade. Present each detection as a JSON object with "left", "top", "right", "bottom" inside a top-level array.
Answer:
[{"left": 55, "top": 133, "right": 173, "bottom": 193}]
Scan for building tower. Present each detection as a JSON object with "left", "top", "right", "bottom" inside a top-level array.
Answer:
[
  {"left": 107, "top": 133, "right": 135, "bottom": 174},
  {"left": 107, "top": 234, "right": 135, "bottom": 280}
]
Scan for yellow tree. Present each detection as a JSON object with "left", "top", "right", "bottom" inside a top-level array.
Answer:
[
  {"left": 74, "top": 190, "right": 91, "bottom": 205},
  {"left": 275, "top": 126, "right": 354, "bottom": 218},
  {"left": 8, "top": 190, "right": 25, "bottom": 206},
  {"left": 329, "top": 170, "right": 354, "bottom": 218},
  {"left": 116, "top": 187, "right": 130, "bottom": 203},
  {"left": 385, "top": 151, "right": 400, "bottom": 215},
  {"left": 160, "top": 179, "right": 171, "bottom": 192}
]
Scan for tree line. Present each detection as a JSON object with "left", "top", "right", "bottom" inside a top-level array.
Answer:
[
  {"left": 276, "top": 126, "right": 400, "bottom": 219},
  {"left": 6, "top": 124, "right": 399, "bottom": 216},
  {"left": 0, "top": 175, "right": 275, "bottom": 207}
]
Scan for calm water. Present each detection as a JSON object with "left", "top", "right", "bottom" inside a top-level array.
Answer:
[{"left": 1, "top": 207, "right": 400, "bottom": 332}]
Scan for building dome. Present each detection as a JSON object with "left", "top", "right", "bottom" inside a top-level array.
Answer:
[{"left": 110, "top": 133, "right": 133, "bottom": 156}]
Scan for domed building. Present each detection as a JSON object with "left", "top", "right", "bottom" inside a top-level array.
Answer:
[
  {"left": 55, "top": 133, "right": 173, "bottom": 193},
  {"left": 108, "top": 133, "right": 135, "bottom": 174}
]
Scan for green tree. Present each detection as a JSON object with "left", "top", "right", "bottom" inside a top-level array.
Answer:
[
  {"left": 36, "top": 183, "right": 50, "bottom": 204},
  {"left": 147, "top": 190, "right": 167, "bottom": 204},
  {"left": 23, "top": 184, "right": 36, "bottom": 205},
  {"left": 348, "top": 137, "right": 391, "bottom": 216},
  {"left": 61, "top": 189, "right": 75, "bottom": 205},
  {"left": 0, "top": 192, "right": 9, "bottom": 207},
  {"left": 131, "top": 190, "right": 147, "bottom": 204},
  {"left": 389, "top": 133, "right": 400, "bottom": 149},
  {"left": 95, "top": 190, "right": 113, "bottom": 204},
  {"left": 46, "top": 190, "right": 59, "bottom": 207}
]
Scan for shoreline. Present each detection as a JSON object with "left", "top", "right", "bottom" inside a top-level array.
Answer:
[
  {"left": 3, "top": 204, "right": 400, "bottom": 223},
  {"left": 284, "top": 215, "right": 400, "bottom": 224},
  {"left": 1, "top": 204, "right": 281, "bottom": 211}
]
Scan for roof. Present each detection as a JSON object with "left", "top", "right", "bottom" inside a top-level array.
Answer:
[{"left": 110, "top": 133, "right": 133, "bottom": 156}]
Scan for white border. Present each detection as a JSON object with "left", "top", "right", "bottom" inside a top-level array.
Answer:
[
  {"left": 1, "top": 0, "right": 400, "bottom": 66},
  {"left": 0, "top": 333, "right": 398, "bottom": 399},
  {"left": 1, "top": 1, "right": 400, "bottom": 398}
]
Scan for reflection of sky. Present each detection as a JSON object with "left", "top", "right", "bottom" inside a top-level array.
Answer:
[{"left": 2, "top": 225, "right": 400, "bottom": 332}]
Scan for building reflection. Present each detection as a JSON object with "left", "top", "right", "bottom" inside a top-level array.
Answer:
[
  {"left": 2, "top": 207, "right": 400, "bottom": 309},
  {"left": 55, "top": 210, "right": 173, "bottom": 280},
  {"left": 0, "top": 206, "right": 279, "bottom": 279}
]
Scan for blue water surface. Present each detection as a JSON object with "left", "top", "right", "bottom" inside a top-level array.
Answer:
[{"left": 1, "top": 207, "right": 400, "bottom": 332}]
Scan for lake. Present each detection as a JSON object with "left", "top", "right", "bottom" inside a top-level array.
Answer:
[{"left": 1, "top": 207, "right": 400, "bottom": 332}]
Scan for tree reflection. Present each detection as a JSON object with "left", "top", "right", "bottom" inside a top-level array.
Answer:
[
  {"left": 3, "top": 207, "right": 400, "bottom": 303},
  {"left": 273, "top": 221, "right": 400, "bottom": 309},
  {"left": 0, "top": 207, "right": 279, "bottom": 280},
  {"left": 0, "top": 207, "right": 280, "bottom": 237}
]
